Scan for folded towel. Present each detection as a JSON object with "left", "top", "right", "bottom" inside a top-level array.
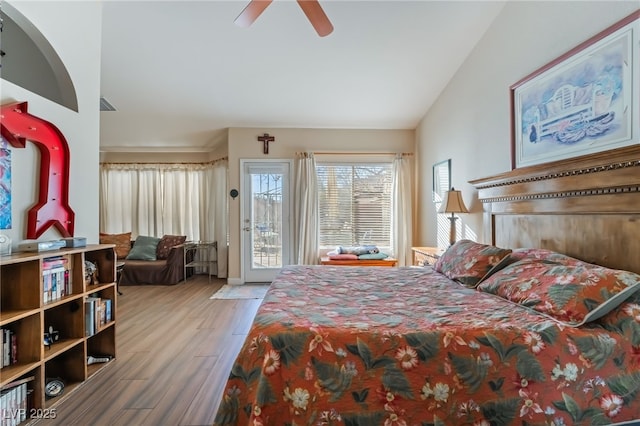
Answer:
[{"left": 338, "top": 245, "right": 379, "bottom": 255}]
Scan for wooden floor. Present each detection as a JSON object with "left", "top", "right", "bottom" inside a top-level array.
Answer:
[{"left": 44, "top": 275, "right": 263, "bottom": 426}]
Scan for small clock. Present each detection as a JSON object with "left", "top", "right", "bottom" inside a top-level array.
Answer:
[{"left": 45, "top": 379, "right": 64, "bottom": 398}]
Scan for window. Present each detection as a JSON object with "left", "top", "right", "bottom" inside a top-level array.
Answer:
[{"left": 316, "top": 162, "right": 393, "bottom": 249}]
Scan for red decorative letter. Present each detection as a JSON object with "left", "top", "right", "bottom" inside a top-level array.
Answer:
[{"left": 0, "top": 102, "right": 75, "bottom": 239}]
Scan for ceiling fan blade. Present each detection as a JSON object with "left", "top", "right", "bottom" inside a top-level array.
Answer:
[
  {"left": 296, "top": 0, "right": 333, "bottom": 37},
  {"left": 234, "top": 0, "right": 273, "bottom": 28}
]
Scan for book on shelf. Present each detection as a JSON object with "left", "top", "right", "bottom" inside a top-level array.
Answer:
[
  {"left": 0, "top": 381, "right": 30, "bottom": 425},
  {"left": 85, "top": 296, "right": 112, "bottom": 337},
  {"left": 42, "top": 255, "right": 67, "bottom": 268},
  {"left": 98, "top": 300, "right": 106, "bottom": 328},
  {"left": 1, "top": 328, "right": 16, "bottom": 368},
  {"left": 84, "top": 298, "right": 96, "bottom": 337},
  {"left": 42, "top": 256, "right": 72, "bottom": 303},
  {"left": 0, "top": 376, "right": 35, "bottom": 391},
  {"left": 104, "top": 299, "right": 112, "bottom": 323},
  {"left": 11, "top": 333, "right": 16, "bottom": 366}
]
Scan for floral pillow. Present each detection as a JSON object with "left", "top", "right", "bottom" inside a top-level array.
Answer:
[
  {"left": 595, "top": 287, "right": 640, "bottom": 345},
  {"left": 509, "top": 248, "right": 586, "bottom": 267},
  {"left": 156, "top": 235, "right": 187, "bottom": 260},
  {"left": 433, "top": 239, "right": 512, "bottom": 288},
  {"left": 477, "top": 258, "right": 640, "bottom": 327}
]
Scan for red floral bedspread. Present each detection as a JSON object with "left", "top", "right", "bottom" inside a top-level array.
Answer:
[{"left": 214, "top": 266, "right": 640, "bottom": 425}]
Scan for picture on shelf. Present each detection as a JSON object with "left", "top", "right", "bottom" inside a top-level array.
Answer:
[{"left": 84, "top": 260, "right": 98, "bottom": 285}]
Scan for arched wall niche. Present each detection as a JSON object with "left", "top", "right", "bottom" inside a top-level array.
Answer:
[{"left": 1, "top": 2, "right": 78, "bottom": 112}]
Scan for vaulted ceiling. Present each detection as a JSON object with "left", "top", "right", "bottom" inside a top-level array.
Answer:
[{"left": 99, "top": 1, "right": 505, "bottom": 153}]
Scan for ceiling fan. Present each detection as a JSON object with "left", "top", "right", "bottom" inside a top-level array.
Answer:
[{"left": 235, "top": 0, "right": 334, "bottom": 37}]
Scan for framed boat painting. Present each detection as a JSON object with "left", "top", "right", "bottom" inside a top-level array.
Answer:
[{"left": 510, "top": 11, "right": 639, "bottom": 169}]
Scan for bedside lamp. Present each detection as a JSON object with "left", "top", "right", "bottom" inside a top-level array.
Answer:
[{"left": 438, "top": 187, "right": 469, "bottom": 246}]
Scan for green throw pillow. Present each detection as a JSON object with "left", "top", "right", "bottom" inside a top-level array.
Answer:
[
  {"left": 358, "top": 252, "right": 389, "bottom": 260},
  {"left": 126, "top": 236, "right": 161, "bottom": 261}
]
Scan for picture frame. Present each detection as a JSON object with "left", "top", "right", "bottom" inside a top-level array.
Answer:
[
  {"left": 0, "top": 136, "right": 11, "bottom": 230},
  {"left": 510, "top": 11, "right": 639, "bottom": 169},
  {"left": 432, "top": 159, "right": 451, "bottom": 203}
]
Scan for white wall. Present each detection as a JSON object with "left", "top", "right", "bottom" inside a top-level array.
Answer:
[
  {"left": 415, "top": 1, "right": 639, "bottom": 247},
  {"left": 227, "top": 127, "right": 415, "bottom": 281},
  {"left": 99, "top": 129, "right": 229, "bottom": 163},
  {"left": 1, "top": 1, "right": 102, "bottom": 249}
]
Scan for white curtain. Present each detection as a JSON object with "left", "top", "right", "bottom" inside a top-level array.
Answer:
[
  {"left": 392, "top": 155, "right": 413, "bottom": 266},
  {"left": 100, "top": 159, "right": 228, "bottom": 277},
  {"left": 294, "top": 152, "right": 319, "bottom": 264},
  {"left": 99, "top": 167, "right": 162, "bottom": 236}
]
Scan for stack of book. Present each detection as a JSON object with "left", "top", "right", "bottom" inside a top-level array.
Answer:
[
  {"left": 0, "top": 328, "right": 16, "bottom": 368},
  {"left": 84, "top": 296, "right": 112, "bottom": 337},
  {"left": 0, "top": 377, "right": 33, "bottom": 425},
  {"left": 42, "top": 256, "right": 72, "bottom": 303}
]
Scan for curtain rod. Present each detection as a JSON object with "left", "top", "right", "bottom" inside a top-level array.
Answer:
[
  {"left": 305, "top": 152, "right": 413, "bottom": 156},
  {"left": 100, "top": 156, "right": 229, "bottom": 166}
]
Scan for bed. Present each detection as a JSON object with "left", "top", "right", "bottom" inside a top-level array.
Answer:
[{"left": 214, "top": 145, "right": 640, "bottom": 425}]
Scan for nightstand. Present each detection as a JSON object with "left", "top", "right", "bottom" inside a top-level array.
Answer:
[{"left": 411, "top": 247, "right": 444, "bottom": 266}]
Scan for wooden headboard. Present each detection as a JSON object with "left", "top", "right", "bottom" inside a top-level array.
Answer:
[{"left": 470, "top": 145, "right": 640, "bottom": 274}]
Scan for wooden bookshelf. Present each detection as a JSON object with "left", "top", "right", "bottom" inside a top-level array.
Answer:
[{"left": 0, "top": 244, "right": 117, "bottom": 424}]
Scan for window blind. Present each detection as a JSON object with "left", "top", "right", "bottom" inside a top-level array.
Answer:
[{"left": 316, "top": 163, "right": 392, "bottom": 248}]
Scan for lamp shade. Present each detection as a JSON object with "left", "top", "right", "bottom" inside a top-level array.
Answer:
[{"left": 438, "top": 187, "right": 469, "bottom": 214}]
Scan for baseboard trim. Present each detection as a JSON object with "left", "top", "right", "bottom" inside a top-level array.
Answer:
[{"left": 227, "top": 277, "right": 244, "bottom": 285}]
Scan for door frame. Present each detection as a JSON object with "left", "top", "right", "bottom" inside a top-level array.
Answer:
[{"left": 239, "top": 159, "right": 294, "bottom": 283}]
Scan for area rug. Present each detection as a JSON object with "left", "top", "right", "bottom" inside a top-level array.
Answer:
[{"left": 210, "top": 284, "right": 270, "bottom": 299}]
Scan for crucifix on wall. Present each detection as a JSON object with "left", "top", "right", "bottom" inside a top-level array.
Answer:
[{"left": 257, "top": 133, "right": 275, "bottom": 154}]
